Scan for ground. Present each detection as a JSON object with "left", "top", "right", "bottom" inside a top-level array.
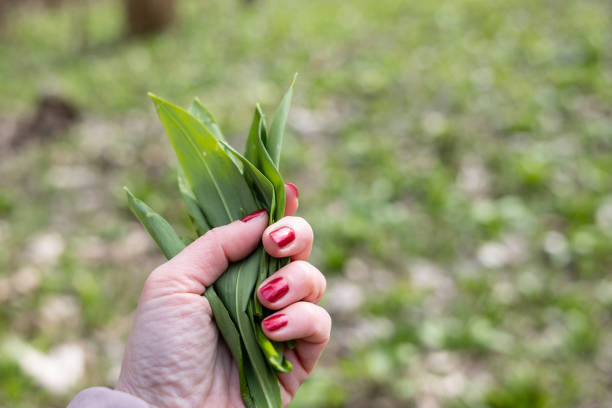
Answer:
[{"left": 0, "top": 0, "right": 611, "bottom": 407}]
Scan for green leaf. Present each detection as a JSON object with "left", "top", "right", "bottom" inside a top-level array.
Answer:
[
  {"left": 124, "top": 187, "right": 185, "bottom": 259},
  {"left": 245, "top": 104, "right": 266, "bottom": 166},
  {"left": 189, "top": 99, "right": 244, "bottom": 170},
  {"left": 244, "top": 359, "right": 273, "bottom": 408},
  {"left": 204, "top": 288, "right": 254, "bottom": 407},
  {"left": 215, "top": 251, "right": 283, "bottom": 408},
  {"left": 253, "top": 248, "right": 269, "bottom": 317},
  {"left": 255, "top": 119, "right": 286, "bottom": 223},
  {"left": 249, "top": 250, "right": 293, "bottom": 373},
  {"left": 266, "top": 74, "right": 296, "bottom": 169},
  {"left": 238, "top": 311, "right": 283, "bottom": 408},
  {"left": 241, "top": 97, "right": 295, "bottom": 368},
  {"left": 177, "top": 167, "right": 210, "bottom": 236},
  {"left": 243, "top": 105, "right": 287, "bottom": 223},
  {"left": 220, "top": 139, "right": 275, "bottom": 214},
  {"left": 188, "top": 98, "right": 225, "bottom": 142},
  {"left": 256, "top": 325, "right": 293, "bottom": 373},
  {"left": 149, "top": 93, "right": 258, "bottom": 226}
]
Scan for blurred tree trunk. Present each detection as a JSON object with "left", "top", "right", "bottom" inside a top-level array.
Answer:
[
  {"left": 124, "top": 0, "right": 176, "bottom": 37},
  {"left": 0, "top": 0, "right": 18, "bottom": 31},
  {"left": 42, "top": 0, "right": 64, "bottom": 7}
]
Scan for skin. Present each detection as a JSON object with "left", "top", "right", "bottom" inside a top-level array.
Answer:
[{"left": 116, "top": 185, "right": 330, "bottom": 408}]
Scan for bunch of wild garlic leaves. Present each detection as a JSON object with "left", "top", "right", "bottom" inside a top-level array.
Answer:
[{"left": 124, "top": 77, "right": 296, "bottom": 408}]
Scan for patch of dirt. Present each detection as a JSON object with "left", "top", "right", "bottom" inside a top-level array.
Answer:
[{"left": 9, "top": 94, "right": 80, "bottom": 150}]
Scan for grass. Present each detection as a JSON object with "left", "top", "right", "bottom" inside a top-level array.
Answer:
[{"left": 0, "top": 0, "right": 611, "bottom": 406}]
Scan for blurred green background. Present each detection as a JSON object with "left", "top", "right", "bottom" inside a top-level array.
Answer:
[{"left": 1, "top": 0, "right": 611, "bottom": 406}]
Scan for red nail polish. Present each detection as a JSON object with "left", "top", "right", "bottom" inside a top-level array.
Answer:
[
  {"left": 260, "top": 277, "right": 289, "bottom": 303},
  {"left": 286, "top": 183, "right": 299, "bottom": 198},
  {"left": 269, "top": 226, "right": 295, "bottom": 247},
  {"left": 241, "top": 209, "right": 266, "bottom": 223},
  {"left": 263, "top": 314, "right": 288, "bottom": 331}
]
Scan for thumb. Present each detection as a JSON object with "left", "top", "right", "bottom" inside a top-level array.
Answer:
[{"left": 144, "top": 209, "right": 268, "bottom": 297}]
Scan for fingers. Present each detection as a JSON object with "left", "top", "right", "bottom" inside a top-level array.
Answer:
[
  {"left": 144, "top": 209, "right": 269, "bottom": 297},
  {"left": 284, "top": 183, "right": 299, "bottom": 217},
  {"left": 262, "top": 216, "right": 313, "bottom": 261},
  {"left": 267, "top": 302, "right": 331, "bottom": 399},
  {"left": 257, "top": 261, "right": 326, "bottom": 309},
  {"left": 262, "top": 302, "right": 331, "bottom": 346},
  {"left": 261, "top": 302, "right": 331, "bottom": 377}
]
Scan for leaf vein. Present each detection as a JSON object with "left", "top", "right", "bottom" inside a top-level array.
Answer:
[{"left": 161, "top": 105, "right": 233, "bottom": 221}]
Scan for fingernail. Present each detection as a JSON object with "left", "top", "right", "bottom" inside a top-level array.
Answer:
[
  {"left": 269, "top": 226, "right": 295, "bottom": 247},
  {"left": 260, "top": 277, "right": 289, "bottom": 303},
  {"left": 263, "top": 314, "right": 288, "bottom": 331},
  {"left": 286, "top": 183, "right": 299, "bottom": 198},
  {"left": 241, "top": 209, "right": 266, "bottom": 223}
]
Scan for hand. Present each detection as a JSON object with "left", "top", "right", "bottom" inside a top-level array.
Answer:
[{"left": 116, "top": 184, "right": 330, "bottom": 407}]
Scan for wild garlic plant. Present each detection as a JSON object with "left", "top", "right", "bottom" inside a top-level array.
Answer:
[{"left": 125, "top": 76, "right": 297, "bottom": 408}]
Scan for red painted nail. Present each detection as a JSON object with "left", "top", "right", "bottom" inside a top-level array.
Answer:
[
  {"left": 269, "top": 226, "right": 295, "bottom": 247},
  {"left": 241, "top": 209, "right": 266, "bottom": 223},
  {"left": 263, "top": 314, "right": 288, "bottom": 331},
  {"left": 260, "top": 277, "right": 289, "bottom": 303},
  {"left": 286, "top": 183, "right": 299, "bottom": 198}
]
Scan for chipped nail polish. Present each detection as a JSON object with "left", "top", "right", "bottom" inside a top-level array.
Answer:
[
  {"left": 263, "top": 314, "right": 288, "bottom": 331},
  {"left": 260, "top": 277, "right": 289, "bottom": 303},
  {"left": 269, "top": 226, "right": 295, "bottom": 247},
  {"left": 241, "top": 209, "right": 266, "bottom": 223},
  {"left": 286, "top": 183, "right": 299, "bottom": 198}
]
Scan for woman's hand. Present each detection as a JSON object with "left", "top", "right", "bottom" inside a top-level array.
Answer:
[{"left": 116, "top": 184, "right": 330, "bottom": 407}]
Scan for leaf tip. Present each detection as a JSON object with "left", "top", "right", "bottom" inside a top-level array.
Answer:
[{"left": 148, "top": 93, "right": 165, "bottom": 107}]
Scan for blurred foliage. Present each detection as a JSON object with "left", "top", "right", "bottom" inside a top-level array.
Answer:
[{"left": 0, "top": 0, "right": 611, "bottom": 407}]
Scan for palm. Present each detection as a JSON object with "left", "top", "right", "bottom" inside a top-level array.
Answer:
[{"left": 117, "top": 290, "right": 246, "bottom": 407}]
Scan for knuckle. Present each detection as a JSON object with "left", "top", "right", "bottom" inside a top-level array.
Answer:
[
  {"left": 320, "top": 308, "right": 332, "bottom": 338},
  {"left": 291, "top": 261, "right": 325, "bottom": 302},
  {"left": 316, "top": 276, "right": 327, "bottom": 302},
  {"left": 294, "top": 260, "right": 313, "bottom": 277},
  {"left": 144, "top": 266, "right": 163, "bottom": 288},
  {"left": 202, "top": 227, "right": 225, "bottom": 255},
  {"left": 142, "top": 265, "right": 173, "bottom": 299},
  {"left": 307, "top": 262, "right": 326, "bottom": 298},
  {"left": 301, "top": 302, "right": 317, "bottom": 320},
  {"left": 306, "top": 264, "right": 323, "bottom": 299},
  {"left": 313, "top": 268, "right": 326, "bottom": 301},
  {"left": 320, "top": 273, "right": 327, "bottom": 294},
  {"left": 312, "top": 305, "right": 332, "bottom": 340},
  {"left": 147, "top": 263, "right": 171, "bottom": 283},
  {"left": 305, "top": 222, "right": 314, "bottom": 238},
  {"left": 204, "top": 226, "right": 222, "bottom": 243}
]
